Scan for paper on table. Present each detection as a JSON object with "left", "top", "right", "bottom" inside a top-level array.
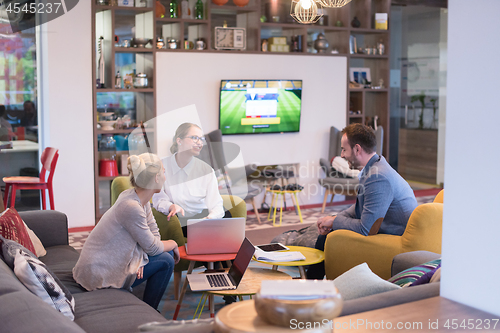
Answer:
[
  {"left": 253, "top": 247, "right": 306, "bottom": 262},
  {"left": 260, "top": 280, "right": 339, "bottom": 300}
]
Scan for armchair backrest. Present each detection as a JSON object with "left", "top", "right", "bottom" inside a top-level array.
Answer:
[
  {"left": 433, "top": 189, "right": 444, "bottom": 203},
  {"left": 198, "top": 129, "right": 227, "bottom": 172},
  {"left": 111, "top": 176, "right": 132, "bottom": 206},
  {"left": 328, "top": 126, "right": 384, "bottom": 161},
  {"left": 401, "top": 203, "right": 443, "bottom": 254}
]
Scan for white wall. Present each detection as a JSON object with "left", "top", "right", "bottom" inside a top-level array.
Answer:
[
  {"left": 156, "top": 53, "right": 347, "bottom": 206},
  {"left": 40, "top": 1, "right": 95, "bottom": 228},
  {"left": 442, "top": 0, "right": 500, "bottom": 315}
]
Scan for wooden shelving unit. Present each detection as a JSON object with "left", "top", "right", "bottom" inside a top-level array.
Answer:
[
  {"left": 91, "top": 0, "right": 390, "bottom": 222},
  {"left": 92, "top": 2, "right": 157, "bottom": 221}
]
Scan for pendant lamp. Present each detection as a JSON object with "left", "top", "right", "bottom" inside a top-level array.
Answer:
[{"left": 290, "top": 0, "right": 323, "bottom": 24}]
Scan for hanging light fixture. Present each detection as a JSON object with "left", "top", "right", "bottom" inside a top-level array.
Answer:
[
  {"left": 290, "top": 0, "right": 323, "bottom": 24},
  {"left": 317, "top": 0, "right": 351, "bottom": 8}
]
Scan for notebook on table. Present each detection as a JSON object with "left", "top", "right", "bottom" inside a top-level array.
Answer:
[{"left": 187, "top": 238, "right": 255, "bottom": 291}]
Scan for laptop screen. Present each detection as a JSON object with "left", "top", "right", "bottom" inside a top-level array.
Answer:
[{"left": 228, "top": 238, "right": 255, "bottom": 286}]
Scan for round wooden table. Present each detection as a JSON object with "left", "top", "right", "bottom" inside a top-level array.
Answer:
[
  {"left": 215, "top": 299, "right": 332, "bottom": 333},
  {"left": 170, "top": 245, "right": 237, "bottom": 320},
  {"left": 194, "top": 267, "right": 291, "bottom": 318},
  {"left": 254, "top": 246, "right": 325, "bottom": 279}
]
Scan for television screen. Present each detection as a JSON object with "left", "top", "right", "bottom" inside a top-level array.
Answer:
[{"left": 219, "top": 79, "right": 302, "bottom": 135}]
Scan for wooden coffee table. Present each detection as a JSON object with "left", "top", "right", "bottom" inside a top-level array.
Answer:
[
  {"left": 169, "top": 245, "right": 237, "bottom": 320},
  {"left": 194, "top": 267, "right": 291, "bottom": 318},
  {"left": 215, "top": 299, "right": 332, "bottom": 333},
  {"left": 253, "top": 246, "right": 324, "bottom": 279}
]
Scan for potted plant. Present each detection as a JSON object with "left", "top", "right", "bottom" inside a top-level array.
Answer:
[{"left": 411, "top": 92, "right": 426, "bottom": 129}]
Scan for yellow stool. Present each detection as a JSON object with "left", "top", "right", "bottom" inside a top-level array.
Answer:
[{"left": 267, "top": 189, "right": 303, "bottom": 226}]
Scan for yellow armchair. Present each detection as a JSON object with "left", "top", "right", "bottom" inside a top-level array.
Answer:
[
  {"left": 433, "top": 189, "right": 444, "bottom": 203},
  {"left": 324, "top": 202, "right": 443, "bottom": 280}
]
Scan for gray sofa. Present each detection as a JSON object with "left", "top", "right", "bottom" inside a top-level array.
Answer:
[
  {"left": 339, "top": 250, "right": 441, "bottom": 316},
  {"left": 0, "top": 210, "right": 168, "bottom": 333}
]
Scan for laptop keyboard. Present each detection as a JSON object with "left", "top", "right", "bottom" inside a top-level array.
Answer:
[{"left": 207, "top": 274, "right": 231, "bottom": 288}]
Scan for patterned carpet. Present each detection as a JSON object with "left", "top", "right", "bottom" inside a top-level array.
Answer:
[{"left": 68, "top": 194, "right": 438, "bottom": 319}]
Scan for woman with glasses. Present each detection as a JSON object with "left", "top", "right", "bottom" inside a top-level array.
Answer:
[{"left": 153, "top": 123, "right": 226, "bottom": 236}]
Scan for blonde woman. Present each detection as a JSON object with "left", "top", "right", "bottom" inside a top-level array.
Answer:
[
  {"left": 73, "top": 153, "right": 180, "bottom": 310},
  {"left": 153, "top": 123, "right": 226, "bottom": 236}
]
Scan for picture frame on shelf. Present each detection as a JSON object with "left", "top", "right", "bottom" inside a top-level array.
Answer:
[{"left": 350, "top": 67, "right": 371, "bottom": 85}]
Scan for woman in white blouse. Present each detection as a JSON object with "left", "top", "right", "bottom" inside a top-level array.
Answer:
[{"left": 153, "top": 123, "right": 226, "bottom": 236}]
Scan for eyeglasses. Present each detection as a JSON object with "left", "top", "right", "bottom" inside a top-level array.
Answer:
[{"left": 184, "top": 135, "right": 206, "bottom": 143}]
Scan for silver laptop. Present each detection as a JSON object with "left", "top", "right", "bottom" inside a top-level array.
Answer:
[
  {"left": 185, "top": 217, "right": 245, "bottom": 255},
  {"left": 187, "top": 238, "right": 255, "bottom": 291}
]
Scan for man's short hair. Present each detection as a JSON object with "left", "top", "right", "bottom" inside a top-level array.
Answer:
[{"left": 342, "top": 124, "right": 377, "bottom": 154}]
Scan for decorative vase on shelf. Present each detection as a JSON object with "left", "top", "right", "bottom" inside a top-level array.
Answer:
[
  {"left": 233, "top": 0, "right": 249, "bottom": 7},
  {"left": 212, "top": 0, "right": 228, "bottom": 5},
  {"left": 156, "top": 0, "right": 166, "bottom": 18},
  {"left": 314, "top": 33, "right": 329, "bottom": 53},
  {"left": 351, "top": 16, "right": 360, "bottom": 28},
  {"left": 194, "top": 0, "right": 204, "bottom": 19}
]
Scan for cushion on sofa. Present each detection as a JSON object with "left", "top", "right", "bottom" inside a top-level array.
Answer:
[
  {"left": 74, "top": 288, "right": 167, "bottom": 332},
  {"left": 333, "top": 263, "right": 401, "bottom": 301},
  {"left": 0, "top": 208, "right": 36, "bottom": 255},
  {"left": 1, "top": 235, "right": 37, "bottom": 268},
  {"left": 388, "top": 258, "right": 441, "bottom": 287},
  {"left": 1, "top": 237, "right": 76, "bottom": 321},
  {"left": 23, "top": 221, "right": 47, "bottom": 257},
  {"left": 13, "top": 247, "right": 76, "bottom": 320}
]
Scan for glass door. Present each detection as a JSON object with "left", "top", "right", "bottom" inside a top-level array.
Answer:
[
  {"left": 388, "top": 4, "right": 447, "bottom": 186},
  {"left": 0, "top": 23, "right": 40, "bottom": 211}
]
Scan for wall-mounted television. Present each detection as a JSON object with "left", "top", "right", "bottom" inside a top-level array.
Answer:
[{"left": 219, "top": 79, "right": 302, "bottom": 135}]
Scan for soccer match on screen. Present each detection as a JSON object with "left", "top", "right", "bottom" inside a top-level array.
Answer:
[{"left": 219, "top": 79, "right": 302, "bottom": 135}]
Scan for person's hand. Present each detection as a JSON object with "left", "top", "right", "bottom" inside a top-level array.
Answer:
[
  {"left": 316, "top": 216, "right": 336, "bottom": 235},
  {"left": 137, "top": 266, "right": 144, "bottom": 280},
  {"left": 172, "top": 246, "right": 180, "bottom": 264},
  {"left": 167, "top": 204, "right": 185, "bottom": 221}
]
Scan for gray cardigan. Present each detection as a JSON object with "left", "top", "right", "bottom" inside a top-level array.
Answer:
[{"left": 73, "top": 189, "right": 164, "bottom": 291}]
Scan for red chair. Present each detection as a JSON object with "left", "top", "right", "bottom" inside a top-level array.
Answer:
[{"left": 3, "top": 147, "right": 59, "bottom": 210}]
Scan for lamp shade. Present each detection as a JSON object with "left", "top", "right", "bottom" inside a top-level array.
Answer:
[
  {"left": 290, "top": 0, "right": 323, "bottom": 24},
  {"left": 317, "top": 0, "right": 351, "bottom": 7}
]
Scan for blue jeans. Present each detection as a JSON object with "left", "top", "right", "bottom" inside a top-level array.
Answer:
[{"left": 131, "top": 251, "right": 175, "bottom": 310}]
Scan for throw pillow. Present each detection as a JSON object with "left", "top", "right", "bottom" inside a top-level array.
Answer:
[
  {"left": 13, "top": 247, "right": 75, "bottom": 320},
  {"left": 22, "top": 221, "right": 47, "bottom": 257},
  {"left": 0, "top": 208, "right": 36, "bottom": 255},
  {"left": 333, "top": 263, "right": 401, "bottom": 301},
  {"left": 388, "top": 258, "right": 441, "bottom": 287},
  {"left": 331, "top": 156, "right": 360, "bottom": 178},
  {"left": 0, "top": 235, "right": 37, "bottom": 269},
  {"left": 410, "top": 263, "right": 441, "bottom": 286}
]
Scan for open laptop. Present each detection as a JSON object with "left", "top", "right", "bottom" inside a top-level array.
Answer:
[
  {"left": 187, "top": 238, "right": 255, "bottom": 291},
  {"left": 185, "top": 217, "right": 245, "bottom": 255}
]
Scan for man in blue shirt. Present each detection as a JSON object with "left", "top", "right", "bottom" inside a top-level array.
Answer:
[{"left": 307, "top": 124, "right": 417, "bottom": 279}]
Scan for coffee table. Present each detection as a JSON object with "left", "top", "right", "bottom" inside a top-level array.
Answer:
[
  {"left": 215, "top": 299, "right": 332, "bottom": 333},
  {"left": 253, "top": 246, "right": 324, "bottom": 279},
  {"left": 169, "top": 245, "right": 237, "bottom": 320},
  {"left": 194, "top": 267, "right": 291, "bottom": 318}
]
